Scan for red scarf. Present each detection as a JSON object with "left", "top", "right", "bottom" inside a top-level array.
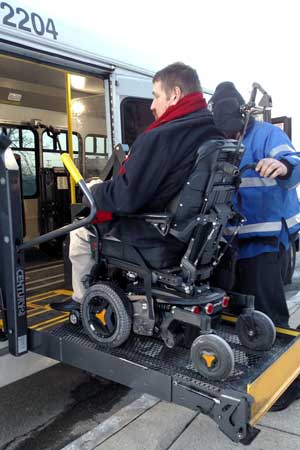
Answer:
[
  {"left": 94, "top": 92, "right": 207, "bottom": 224},
  {"left": 145, "top": 91, "right": 207, "bottom": 133}
]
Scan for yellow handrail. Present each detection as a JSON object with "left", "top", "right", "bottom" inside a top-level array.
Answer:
[
  {"left": 65, "top": 73, "right": 76, "bottom": 203},
  {"left": 61, "top": 153, "right": 83, "bottom": 184}
]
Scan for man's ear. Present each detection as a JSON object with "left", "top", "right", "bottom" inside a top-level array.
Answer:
[{"left": 170, "top": 86, "right": 182, "bottom": 105}]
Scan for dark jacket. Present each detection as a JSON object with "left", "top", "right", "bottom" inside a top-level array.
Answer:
[{"left": 90, "top": 108, "right": 222, "bottom": 247}]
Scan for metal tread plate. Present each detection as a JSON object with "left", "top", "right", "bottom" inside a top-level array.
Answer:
[{"left": 30, "top": 318, "right": 296, "bottom": 396}]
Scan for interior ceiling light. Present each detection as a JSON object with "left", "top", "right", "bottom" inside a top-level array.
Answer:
[
  {"left": 8, "top": 92, "right": 22, "bottom": 102},
  {"left": 70, "top": 75, "right": 86, "bottom": 90},
  {"left": 71, "top": 100, "right": 85, "bottom": 115}
]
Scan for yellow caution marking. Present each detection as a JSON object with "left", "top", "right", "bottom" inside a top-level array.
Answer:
[
  {"left": 275, "top": 326, "right": 300, "bottom": 337},
  {"left": 201, "top": 352, "right": 216, "bottom": 368},
  {"left": 27, "top": 291, "right": 71, "bottom": 325},
  {"left": 28, "top": 308, "right": 51, "bottom": 318},
  {"left": 27, "top": 304, "right": 40, "bottom": 311},
  {"left": 221, "top": 313, "right": 300, "bottom": 336},
  {"left": 35, "top": 316, "right": 69, "bottom": 331},
  {"left": 28, "top": 291, "right": 55, "bottom": 300},
  {"left": 30, "top": 312, "right": 69, "bottom": 330},
  {"left": 1, "top": 290, "right": 73, "bottom": 331},
  {"left": 221, "top": 313, "right": 237, "bottom": 323},
  {"left": 52, "top": 289, "right": 73, "bottom": 297},
  {"left": 29, "top": 296, "right": 58, "bottom": 305},
  {"left": 26, "top": 290, "right": 72, "bottom": 328},
  {"left": 96, "top": 309, "right": 107, "bottom": 326},
  {"left": 248, "top": 339, "right": 300, "bottom": 425},
  {"left": 28, "top": 289, "right": 73, "bottom": 305}
]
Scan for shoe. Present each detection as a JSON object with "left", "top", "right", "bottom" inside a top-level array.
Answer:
[
  {"left": 269, "top": 379, "right": 300, "bottom": 411},
  {"left": 50, "top": 297, "right": 81, "bottom": 312}
]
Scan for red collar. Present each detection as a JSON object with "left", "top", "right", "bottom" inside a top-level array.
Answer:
[{"left": 145, "top": 91, "right": 207, "bottom": 133}]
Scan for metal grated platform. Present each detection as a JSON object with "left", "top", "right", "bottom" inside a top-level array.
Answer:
[
  {"left": 42, "top": 319, "right": 295, "bottom": 395},
  {"left": 27, "top": 311, "right": 300, "bottom": 443}
]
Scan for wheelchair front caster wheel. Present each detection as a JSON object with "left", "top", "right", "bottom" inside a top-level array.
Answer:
[
  {"left": 81, "top": 282, "right": 132, "bottom": 348},
  {"left": 69, "top": 309, "right": 81, "bottom": 326},
  {"left": 191, "top": 334, "right": 234, "bottom": 381},
  {"left": 236, "top": 310, "right": 276, "bottom": 351}
]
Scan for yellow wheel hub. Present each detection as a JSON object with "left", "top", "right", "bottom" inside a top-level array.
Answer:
[
  {"left": 95, "top": 309, "right": 107, "bottom": 326},
  {"left": 201, "top": 352, "right": 216, "bottom": 368}
]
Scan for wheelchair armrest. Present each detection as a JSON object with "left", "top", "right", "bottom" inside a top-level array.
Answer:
[
  {"left": 116, "top": 212, "right": 174, "bottom": 236},
  {"left": 117, "top": 212, "right": 173, "bottom": 222}
]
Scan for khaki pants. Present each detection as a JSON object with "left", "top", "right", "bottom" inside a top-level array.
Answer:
[
  {"left": 69, "top": 226, "right": 95, "bottom": 303},
  {"left": 69, "top": 178, "right": 104, "bottom": 302}
]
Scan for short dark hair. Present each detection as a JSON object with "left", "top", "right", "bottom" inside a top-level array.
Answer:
[{"left": 153, "top": 62, "right": 202, "bottom": 97}]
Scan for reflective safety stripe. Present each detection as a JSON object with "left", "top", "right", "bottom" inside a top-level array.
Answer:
[
  {"left": 286, "top": 214, "right": 300, "bottom": 229},
  {"left": 270, "top": 144, "right": 295, "bottom": 157},
  {"left": 240, "top": 177, "right": 277, "bottom": 188},
  {"left": 290, "top": 154, "right": 300, "bottom": 161},
  {"left": 224, "top": 214, "right": 300, "bottom": 236},
  {"left": 224, "top": 221, "right": 282, "bottom": 236}
]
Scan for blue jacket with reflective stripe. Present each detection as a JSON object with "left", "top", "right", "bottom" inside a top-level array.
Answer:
[{"left": 225, "top": 120, "right": 300, "bottom": 257}]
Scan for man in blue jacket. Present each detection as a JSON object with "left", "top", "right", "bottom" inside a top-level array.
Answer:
[
  {"left": 211, "top": 81, "right": 300, "bottom": 328},
  {"left": 210, "top": 82, "right": 300, "bottom": 411}
]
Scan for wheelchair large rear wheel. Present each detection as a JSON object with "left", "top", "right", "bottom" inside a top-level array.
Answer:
[
  {"left": 236, "top": 311, "right": 276, "bottom": 351},
  {"left": 191, "top": 334, "right": 234, "bottom": 381},
  {"left": 81, "top": 283, "right": 132, "bottom": 348}
]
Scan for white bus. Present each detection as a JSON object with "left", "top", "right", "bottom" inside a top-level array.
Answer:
[
  {"left": 0, "top": 1, "right": 155, "bottom": 386},
  {"left": 0, "top": 1, "right": 214, "bottom": 387}
]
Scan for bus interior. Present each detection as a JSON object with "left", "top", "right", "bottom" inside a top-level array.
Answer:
[
  {"left": 0, "top": 52, "right": 153, "bottom": 329},
  {"left": 0, "top": 53, "right": 153, "bottom": 251}
]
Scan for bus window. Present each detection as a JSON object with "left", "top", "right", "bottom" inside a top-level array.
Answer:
[
  {"left": 121, "top": 98, "right": 153, "bottom": 147},
  {"left": 58, "top": 133, "right": 67, "bottom": 151},
  {"left": 96, "top": 136, "right": 106, "bottom": 153},
  {"left": 1, "top": 126, "right": 38, "bottom": 198},
  {"left": 72, "top": 134, "right": 79, "bottom": 152},
  {"left": 86, "top": 135, "right": 107, "bottom": 154},
  {"left": 42, "top": 130, "right": 79, "bottom": 168},
  {"left": 85, "top": 134, "right": 107, "bottom": 178}
]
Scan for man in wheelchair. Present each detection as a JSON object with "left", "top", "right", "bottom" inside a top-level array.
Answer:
[{"left": 51, "top": 62, "right": 276, "bottom": 381}]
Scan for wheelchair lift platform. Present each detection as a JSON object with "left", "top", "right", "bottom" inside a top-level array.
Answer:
[
  {"left": 2, "top": 134, "right": 300, "bottom": 445},
  {"left": 27, "top": 290, "right": 300, "bottom": 444}
]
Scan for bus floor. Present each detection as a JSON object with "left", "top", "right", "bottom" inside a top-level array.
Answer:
[
  {"left": 1, "top": 247, "right": 65, "bottom": 331},
  {"left": 25, "top": 247, "right": 65, "bottom": 296},
  {"left": 22, "top": 247, "right": 70, "bottom": 331}
]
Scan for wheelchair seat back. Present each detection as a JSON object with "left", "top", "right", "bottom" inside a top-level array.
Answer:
[
  {"left": 100, "top": 139, "right": 243, "bottom": 275},
  {"left": 168, "top": 139, "right": 243, "bottom": 279}
]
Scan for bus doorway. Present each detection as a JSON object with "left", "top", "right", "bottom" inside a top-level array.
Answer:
[{"left": 0, "top": 55, "right": 109, "bottom": 257}]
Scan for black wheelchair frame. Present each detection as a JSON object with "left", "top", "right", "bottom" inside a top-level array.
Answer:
[{"left": 68, "top": 139, "right": 276, "bottom": 381}]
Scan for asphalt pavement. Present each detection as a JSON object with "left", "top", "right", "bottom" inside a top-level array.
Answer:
[{"left": 0, "top": 364, "right": 139, "bottom": 450}]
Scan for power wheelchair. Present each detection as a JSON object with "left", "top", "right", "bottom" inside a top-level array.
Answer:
[{"left": 69, "top": 139, "right": 276, "bottom": 381}]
